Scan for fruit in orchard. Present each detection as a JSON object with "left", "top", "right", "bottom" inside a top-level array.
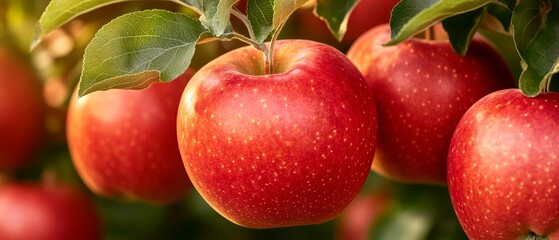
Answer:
[
  {"left": 177, "top": 39, "right": 377, "bottom": 228},
  {"left": 448, "top": 89, "right": 559, "bottom": 240},
  {"left": 0, "top": 182, "right": 102, "bottom": 240},
  {"left": 0, "top": 46, "right": 45, "bottom": 171},
  {"left": 347, "top": 24, "right": 515, "bottom": 185},
  {"left": 297, "top": 0, "right": 400, "bottom": 47},
  {"left": 67, "top": 71, "right": 193, "bottom": 204}
]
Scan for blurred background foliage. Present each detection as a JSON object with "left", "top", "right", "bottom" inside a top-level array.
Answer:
[{"left": 0, "top": 0, "right": 524, "bottom": 239}]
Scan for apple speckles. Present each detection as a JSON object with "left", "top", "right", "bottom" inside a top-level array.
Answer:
[
  {"left": 178, "top": 40, "right": 377, "bottom": 228},
  {"left": 448, "top": 89, "right": 559, "bottom": 239},
  {"left": 67, "top": 74, "right": 193, "bottom": 204},
  {"left": 347, "top": 24, "right": 514, "bottom": 185}
]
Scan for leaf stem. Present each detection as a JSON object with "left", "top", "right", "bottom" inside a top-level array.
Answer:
[
  {"left": 425, "top": 25, "right": 435, "bottom": 40},
  {"left": 266, "top": 21, "right": 287, "bottom": 75},
  {"left": 230, "top": 8, "right": 273, "bottom": 74},
  {"left": 231, "top": 8, "right": 257, "bottom": 41},
  {"left": 543, "top": 74, "right": 554, "bottom": 93},
  {"left": 168, "top": 0, "right": 203, "bottom": 16}
]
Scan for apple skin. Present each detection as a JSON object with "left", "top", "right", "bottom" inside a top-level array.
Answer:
[
  {"left": 347, "top": 24, "right": 515, "bottom": 185},
  {"left": 448, "top": 89, "right": 559, "bottom": 240},
  {"left": 66, "top": 71, "right": 193, "bottom": 204},
  {"left": 177, "top": 39, "right": 378, "bottom": 228},
  {"left": 0, "top": 182, "right": 102, "bottom": 240},
  {"left": 0, "top": 47, "right": 45, "bottom": 171}
]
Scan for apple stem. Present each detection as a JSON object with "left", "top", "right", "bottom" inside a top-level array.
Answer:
[
  {"left": 229, "top": 33, "right": 271, "bottom": 72},
  {"left": 230, "top": 8, "right": 274, "bottom": 74},
  {"left": 424, "top": 25, "right": 435, "bottom": 41},
  {"left": 542, "top": 74, "right": 553, "bottom": 93},
  {"left": 265, "top": 21, "right": 287, "bottom": 75}
]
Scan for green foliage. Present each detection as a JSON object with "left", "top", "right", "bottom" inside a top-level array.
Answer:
[
  {"left": 442, "top": 7, "right": 485, "bottom": 55},
  {"left": 387, "top": 0, "right": 559, "bottom": 96},
  {"left": 517, "top": 6, "right": 559, "bottom": 96},
  {"left": 486, "top": 3, "right": 512, "bottom": 31},
  {"left": 35, "top": 0, "right": 337, "bottom": 95},
  {"left": 33, "top": 0, "right": 146, "bottom": 49},
  {"left": 511, "top": 0, "right": 549, "bottom": 57},
  {"left": 78, "top": 9, "right": 208, "bottom": 96},
  {"left": 387, "top": 0, "right": 492, "bottom": 47},
  {"left": 247, "top": 0, "right": 308, "bottom": 43},
  {"left": 315, "top": 0, "right": 360, "bottom": 41},
  {"left": 196, "top": 0, "right": 238, "bottom": 37}
]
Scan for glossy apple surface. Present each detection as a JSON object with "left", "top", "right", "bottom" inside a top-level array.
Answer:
[
  {"left": 0, "top": 182, "right": 102, "bottom": 240},
  {"left": 0, "top": 47, "right": 45, "bottom": 171},
  {"left": 67, "top": 71, "right": 193, "bottom": 204},
  {"left": 347, "top": 24, "right": 514, "bottom": 185},
  {"left": 177, "top": 40, "right": 377, "bottom": 228},
  {"left": 448, "top": 89, "right": 559, "bottom": 240}
]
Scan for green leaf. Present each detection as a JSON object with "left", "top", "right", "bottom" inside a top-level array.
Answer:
[
  {"left": 247, "top": 0, "right": 307, "bottom": 44},
  {"left": 486, "top": 3, "right": 512, "bottom": 31},
  {"left": 247, "top": 0, "right": 274, "bottom": 43},
  {"left": 511, "top": 0, "right": 550, "bottom": 58},
  {"left": 315, "top": 0, "right": 360, "bottom": 41},
  {"left": 33, "top": 0, "right": 123, "bottom": 49},
  {"left": 498, "top": 0, "right": 516, "bottom": 11},
  {"left": 387, "top": 0, "right": 493, "bottom": 46},
  {"left": 442, "top": 7, "right": 486, "bottom": 56},
  {"left": 197, "top": 0, "right": 238, "bottom": 37},
  {"left": 79, "top": 9, "right": 209, "bottom": 97},
  {"left": 518, "top": 7, "right": 559, "bottom": 96},
  {"left": 31, "top": 0, "right": 198, "bottom": 49}
]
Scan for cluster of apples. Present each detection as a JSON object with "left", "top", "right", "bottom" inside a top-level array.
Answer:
[
  {"left": 65, "top": 1, "right": 559, "bottom": 239},
  {"left": 4, "top": 0, "right": 558, "bottom": 239},
  {"left": 347, "top": 19, "right": 559, "bottom": 240}
]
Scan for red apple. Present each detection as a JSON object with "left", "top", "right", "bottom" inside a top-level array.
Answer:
[
  {"left": 0, "top": 182, "right": 102, "bottom": 240},
  {"left": 448, "top": 89, "right": 559, "bottom": 240},
  {"left": 0, "top": 46, "right": 45, "bottom": 171},
  {"left": 177, "top": 39, "right": 378, "bottom": 228},
  {"left": 66, "top": 70, "right": 193, "bottom": 204},
  {"left": 347, "top": 24, "right": 515, "bottom": 185}
]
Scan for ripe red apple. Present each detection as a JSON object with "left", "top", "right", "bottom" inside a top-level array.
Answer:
[
  {"left": 347, "top": 24, "right": 515, "bottom": 185},
  {"left": 66, "top": 70, "right": 193, "bottom": 204},
  {"left": 448, "top": 89, "right": 559, "bottom": 240},
  {"left": 177, "top": 39, "right": 378, "bottom": 228},
  {"left": 0, "top": 182, "right": 102, "bottom": 240},
  {"left": 0, "top": 46, "right": 45, "bottom": 171}
]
